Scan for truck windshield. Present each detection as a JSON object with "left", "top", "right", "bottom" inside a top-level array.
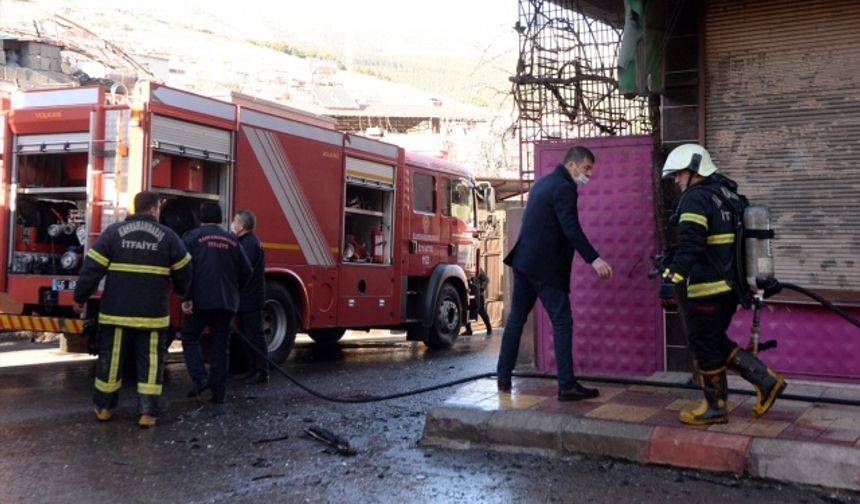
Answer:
[{"left": 449, "top": 178, "right": 474, "bottom": 224}]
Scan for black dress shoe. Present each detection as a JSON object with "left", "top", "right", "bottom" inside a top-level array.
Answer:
[
  {"left": 497, "top": 378, "right": 512, "bottom": 392},
  {"left": 557, "top": 383, "right": 599, "bottom": 401},
  {"left": 243, "top": 372, "right": 269, "bottom": 385},
  {"left": 186, "top": 383, "right": 209, "bottom": 399}
]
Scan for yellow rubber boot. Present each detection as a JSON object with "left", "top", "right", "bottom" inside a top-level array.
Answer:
[
  {"left": 679, "top": 368, "right": 729, "bottom": 425},
  {"left": 727, "top": 348, "right": 786, "bottom": 418}
]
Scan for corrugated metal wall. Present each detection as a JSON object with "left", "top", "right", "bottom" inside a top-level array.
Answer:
[{"left": 705, "top": 0, "right": 860, "bottom": 292}]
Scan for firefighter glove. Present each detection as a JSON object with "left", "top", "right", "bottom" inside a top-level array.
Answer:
[{"left": 659, "top": 281, "right": 677, "bottom": 308}]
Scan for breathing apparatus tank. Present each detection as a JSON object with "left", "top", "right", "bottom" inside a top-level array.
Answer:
[{"left": 742, "top": 205, "right": 775, "bottom": 293}]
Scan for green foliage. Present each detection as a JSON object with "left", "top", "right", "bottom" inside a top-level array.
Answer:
[
  {"left": 249, "top": 39, "right": 513, "bottom": 109},
  {"left": 350, "top": 51, "right": 512, "bottom": 108},
  {"left": 249, "top": 40, "right": 346, "bottom": 70}
]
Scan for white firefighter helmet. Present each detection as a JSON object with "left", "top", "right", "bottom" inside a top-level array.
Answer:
[{"left": 661, "top": 144, "right": 718, "bottom": 178}]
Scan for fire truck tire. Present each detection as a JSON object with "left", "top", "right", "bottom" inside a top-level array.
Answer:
[
  {"left": 426, "top": 282, "right": 463, "bottom": 349},
  {"left": 308, "top": 328, "right": 346, "bottom": 345},
  {"left": 264, "top": 282, "right": 298, "bottom": 364}
]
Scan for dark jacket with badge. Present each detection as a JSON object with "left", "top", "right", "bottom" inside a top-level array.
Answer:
[
  {"left": 504, "top": 164, "right": 600, "bottom": 292},
  {"left": 183, "top": 224, "right": 252, "bottom": 312},
  {"left": 74, "top": 214, "right": 192, "bottom": 329},
  {"left": 237, "top": 232, "right": 265, "bottom": 312},
  {"left": 666, "top": 174, "right": 745, "bottom": 299}
]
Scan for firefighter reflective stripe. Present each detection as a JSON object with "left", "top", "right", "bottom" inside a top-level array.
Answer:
[
  {"left": 107, "top": 263, "right": 170, "bottom": 275},
  {"left": 687, "top": 280, "right": 733, "bottom": 298},
  {"left": 138, "top": 382, "right": 162, "bottom": 395},
  {"left": 679, "top": 212, "right": 709, "bottom": 229},
  {"left": 707, "top": 233, "right": 735, "bottom": 245},
  {"left": 138, "top": 331, "right": 162, "bottom": 396},
  {"left": 0, "top": 315, "right": 84, "bottom": 333},
  {"left": 95, "top": 328, "right": 123, "bottom": 393},
  {"left": 98, "top": 313, "right": 170, "bottom": 329},
  {"left": 171, "top": 253, "right": 191, "bottom": 270},
  {"left": 87, "top": 248, "right": 110, "bottom": 267},
  {"left": 663, "top": 269, "right": 685, "bottom": 284}
]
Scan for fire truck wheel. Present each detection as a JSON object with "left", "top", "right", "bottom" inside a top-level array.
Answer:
[
  {"left": 308, "top": 328, "right": 346, "bottom": 345},
  {"left": 264, "top": 282, "right": 298, "bottom": 364},
  {"left": 427, "top": 282, "right": 463, "bottom": 349}
]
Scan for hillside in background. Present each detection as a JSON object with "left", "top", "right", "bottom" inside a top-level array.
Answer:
[
  {"left": 0, "top": 0, "right": 521, "bottom": 177},
  {"left": 1, "top": 0, "right": 517, "bottom": 109}
]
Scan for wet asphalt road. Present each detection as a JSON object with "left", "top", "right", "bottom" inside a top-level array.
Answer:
[{"left": 0, "top": 332, "right": 856, "bottom": 504}]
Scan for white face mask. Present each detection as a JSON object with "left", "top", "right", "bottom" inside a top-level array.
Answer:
[
  {"left": 230, "top": 222, "right": 242, "bottom": 235},
  {"left": 573, "top": 173, "right": 590, "bottom": 186}
]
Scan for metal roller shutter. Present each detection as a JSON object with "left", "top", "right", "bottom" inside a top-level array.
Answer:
[
  {"left": 150, "top": 115, "right": 232, "bottom": 162},
  {"left": 705, "top": 0, "right": 860, "bottom": 293},
  {"left": 345, "top": 157, "right": 395, "bottom": 189},
  {"left": 14, "top": 132, "right": 90, "bottom": 154}
]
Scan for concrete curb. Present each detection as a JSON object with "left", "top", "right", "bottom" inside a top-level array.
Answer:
[
  {"left": 748, "top": 438, "right": 860, "bottom": 491},
  {"left": 562, "top": 417, "right": 653, "bottom": 463},
  {"left": 421, "top": 404, "right": 860, "bottom": 492}
]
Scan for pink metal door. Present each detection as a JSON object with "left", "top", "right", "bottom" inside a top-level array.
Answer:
[{"left": 533, "top": 136, "right": 662, "bottom": 376}]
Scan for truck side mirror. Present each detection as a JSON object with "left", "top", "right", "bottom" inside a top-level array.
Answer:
[{"left": 481, "top": 184, "right": 496, "bottom": 213}]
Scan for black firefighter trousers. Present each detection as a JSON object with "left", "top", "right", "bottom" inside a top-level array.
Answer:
[
  {"left": 93, "top": 324, "right": 168, "bottom": 416},
  {"left": 686, "top": 293, "right": 740, "bottom": 371}
]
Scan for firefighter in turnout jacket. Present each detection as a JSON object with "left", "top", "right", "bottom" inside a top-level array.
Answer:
[
  {"left": 74, "top": 192, "right": 192, "bottom": 428},
  {"left": 659, "top": 144, "right": 786, "bottom": 425}
]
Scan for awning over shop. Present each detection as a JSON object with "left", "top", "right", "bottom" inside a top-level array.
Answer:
[{"left": 617, "top": 0, "right": 665, "bottom": 97}]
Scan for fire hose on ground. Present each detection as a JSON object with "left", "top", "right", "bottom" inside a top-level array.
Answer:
[{"left": 235, "top": 282, "right": 860, "bottom": 406}]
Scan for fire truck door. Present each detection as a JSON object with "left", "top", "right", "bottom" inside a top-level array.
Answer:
[{"left": 407, "top": 170, "right": 442, "bottom": 276}]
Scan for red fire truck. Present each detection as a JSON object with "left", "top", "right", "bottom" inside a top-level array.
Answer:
[{"left": 0, "top": 83, "right": 493, "bottom": 362}]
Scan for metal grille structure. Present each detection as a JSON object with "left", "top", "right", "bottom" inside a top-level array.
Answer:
[{"left": 512, "top": 0, "right": 652, "bottom": 193}]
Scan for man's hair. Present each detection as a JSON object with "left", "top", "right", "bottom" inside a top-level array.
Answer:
[
  {"left": 234, "top": 209, "right": 256, "bottom": 231},
  {"left": 134, "top": 191, "right": 161, "bottom": 214},
  {"left": 563, "top": 145, "right": 595, "bottom": 165}
]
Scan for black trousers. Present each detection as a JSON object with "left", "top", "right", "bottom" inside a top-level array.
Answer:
[
  {"left": 93, "top": 325, "right": 167, "bottom": 415},
  {"left": 237, "top": 309, "right": 268, "bottom": 376},
  {"left": 686, "top": 293, "right": 740, "bottom": 371},
  {"left": 181, "top": 309, "right": 233, "bottom": 402}
]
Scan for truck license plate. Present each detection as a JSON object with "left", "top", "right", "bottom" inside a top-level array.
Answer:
[{"left": 51, "top": 279, "right": 77, "bottom": 291}]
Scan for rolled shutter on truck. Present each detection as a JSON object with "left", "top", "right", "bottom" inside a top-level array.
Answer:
[
  {"left": 345, "top": 157, "right": 395, "bottom": 190},
  {"left": 15, "top": 132, "right": 90, "bottom": 154},
  {"left": 150, "top": 115, "right": 232, "bottom": 163}
]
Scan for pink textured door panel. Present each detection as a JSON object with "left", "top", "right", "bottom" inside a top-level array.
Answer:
[
  {"left": 532, "top": 136, "right": 662, "bottom": 376},
  {"left": 729, "top": 304, "right": 860, "bottom": 382}
]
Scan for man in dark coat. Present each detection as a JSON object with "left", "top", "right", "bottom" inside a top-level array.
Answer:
[
  {"left": 181, "top": 202, "right": 252, "bottom": 404},
  {"left": 496, "top": 145, "right": 613, "bottom": 400},
  {"left": 231, "top": 209, "right": 268, "bottom": 385}
]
